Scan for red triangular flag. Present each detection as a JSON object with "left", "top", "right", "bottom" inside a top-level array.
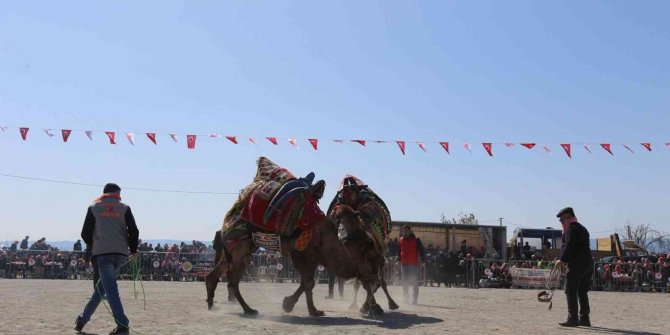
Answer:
[
  {"left": 226, "top": 136, "right": 238, "bottom": 144},
  {"left": 439, "top": 142, "right": 450, "bottom": 155},
  {"left": 482, "top": 143, "right": 493, "bottom": 156},
  {"left": 61, "top": 129, "right": 72, "bottom": 142},
  {"left": 248, "top": 137, "right": 256, "bottom": 144},
  {"left": 505, "top": 143, "right": 515, "bottom": 148},
  {"left": 464, "top": 143, "right": 472, "bottom": 153},
  {"left": 308, "top": 139, "right": 318, "bottom": 150},
  {"left": 266, "top": 137, "right": 278, "bottom": 145},
  {"left": 146, "top": 133, "right": 157, "bottom": 144},
  {"left": 521, "top": 143, "right": 536, "bottom": 149},
  {"left": 19, "top": 127, "right": 29, "bottom": 140},
  {"left": 665, "top": 143, "right": 670, "bottom": 148},
  {"left": 601, "top": 143, "right": 613, "bottom": 155},
  {"left": 418, "top": 143, "right": 427, "bottom": 152},
  {"left": 187, "top": 135, "right": 197, "bottom": 149},
  {"left": 561, "top": 143, "right": 572, "bottom": 158},
  {"left": 288, "top": 138, "right": 298, "bottom": 148},
  {"left": 396, "top": 141, "right": 405, "bottom": 155},
  {"left": 105, "top": 131, "right": 116, "bottom": 144},
  {"left": 352, "top": 139, "right": 366, "bottom": 146},
  {"left": 641, "top": 143, "right": 651, "bottom": 152}
]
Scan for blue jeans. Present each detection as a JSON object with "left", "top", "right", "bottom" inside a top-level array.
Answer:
[
  {"left": 401, "top": 264, "right": 420, "bottom": 302},
  {"left": 77, "top": 253, "right": 129, "bottom": 329}
]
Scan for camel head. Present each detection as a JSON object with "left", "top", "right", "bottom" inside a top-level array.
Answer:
[{"left": 331, "top": 204, "right": 365, "bottom": 238}]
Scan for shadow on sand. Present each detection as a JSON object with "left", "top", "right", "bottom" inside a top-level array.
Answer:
[
  {"left": 254, "top": 311, "right": 442, "bottom": 330},
  {"left": 570, "top": 326, "right": 664, "bottom": 335}
]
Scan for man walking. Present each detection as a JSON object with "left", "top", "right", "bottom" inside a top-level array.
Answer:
[
  {"left": 75, "top": 183, "right": 139, "bottom": 335},
  {"left": 555, "top": 207, "right": 593, "bottom": 327},
  {"left": 398, "top": 225, "right": 425, "bottom": 304}
]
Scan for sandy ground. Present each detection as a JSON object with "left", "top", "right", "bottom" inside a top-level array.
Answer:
[{"left": 0, "top": 279, "right": 665, "bottom": 335}]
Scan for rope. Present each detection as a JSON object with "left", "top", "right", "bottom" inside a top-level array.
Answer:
[{"left": 94, "top": 256, "right": 147, "bottom": 334}]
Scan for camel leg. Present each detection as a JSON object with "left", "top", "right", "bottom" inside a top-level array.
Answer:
[
  {"left": 205, "top": 257, "right": 228, "bottom": 310},
  {"left": 380, "top": 277, "right": 399, "bottom": 310},
  {"left": 303, "top": 276, "right": 325, "bottom": 317},
  {"left": 349, "top": 279, "right": 360, "bottom": 310},
  {"left": 226, "top": 251, "right": 258, "bottom": 315},
  {"left": 282, "top": 283, "right": 305, "bottom": 313},
  {"left": 360, "top": 281, "right": 384, "bottom": 316}
]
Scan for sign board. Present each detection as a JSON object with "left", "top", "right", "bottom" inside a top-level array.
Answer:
[{"left": 509, "top": 267, "right": 552, "bottom": 288}]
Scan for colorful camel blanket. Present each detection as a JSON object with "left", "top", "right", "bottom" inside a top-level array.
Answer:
[
  {"left": 327, "top": 175, "right": 392, "bottom": 241},
  {"left": 222, "top": 157, "right": 322, "bottom": 252}
]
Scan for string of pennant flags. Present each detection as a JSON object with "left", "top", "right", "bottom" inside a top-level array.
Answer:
[{"left": 1, "top": 126, "right": 669, "bottom": 157}]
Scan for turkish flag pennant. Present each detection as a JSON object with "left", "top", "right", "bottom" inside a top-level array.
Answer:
[
  {"left": 584, "top": 144, "right": 592, "bottom": 154},
  {"left": 288, "top": 138, "right": 298, "bottom": 148},
  {"left": 396, "top": 141, "right": 406, "bottom": 155},
  {"left": 505, "top": 143, "right": 515, "bottom": 148},
  {"left": 561, "top": 143, "right": 572, "bottom": 158},
  {"left": 464, "top": 143, "right": 472, "bottom": 153},
  {"left": 61, "top": 129, "right": 72, "bottom": 142},
  {"left": 641, "top": 143, "right": 651, "bottom": 152},
  {"left": 105, "top": 131, "right": 116, "bottom": 144},
  {"left": 85, "top": 131, "right": 93, "bottom": 140},
  {"left": 482, "top": 143, "right": 493, "bottom": 156},
  {"left": 19, "top": 127, "right": 29, "bottom": 140},
  {"left": 418, "top": 143, "right": 427, "bottom": 152},
  {"left": 308, "top": 138, "right": 318, "bottom": 150},
  {"left": 43, "top": 129, "right": 55, "bottom": 137},
  {"left": 521, "top": 143, "right": 536, "bottom": 149},
  {"left": 352, "top": 140, "right": 366, "bottom": 146},
  {"left": 169, "top": 134, "right": 178, "bottom": 143},
  {"left": 623, "top": 144, "right": 634, "bottom": 153},
  {"left": 146, "top": 133, "right": 157, "bottom": 144},
  {"left": 187, "top": 135, "right": 196, "bottom": 149},
  {"left": 266, "top": 137, "right": 278, "bottom": 145},
  {"left": 248, "top": 137, "right": 257, "bottom": 144},
  {"left": 439, "top": 142, "right": 450, "bottom": 155},
  {"left": 126, "top": 132, "right": 135, "bottom": 145},
  {"left": 226, "top": 136, "right": 238, "bottom": 144},
  {"left": 601, "top": 143, "right": 613, "bottom": 155}
]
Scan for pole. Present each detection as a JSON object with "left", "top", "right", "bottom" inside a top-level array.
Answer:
[{"left": 499, "top": 217, "right": 503, "bottom": 227}]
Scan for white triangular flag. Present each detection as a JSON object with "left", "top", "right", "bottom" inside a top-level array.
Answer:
[
  {"left": 85, "top": 131, "right": 93, "bottom": 140},
  {"left": 248, "top": 137, "right": 257, "bottom": 144},
  {"left": 0, "top": 126, "right": 7, "bottom": 132},
  {"left": 463, "top": 143, "right": 472, "bottom": 153},
  {"left": 43, "top": 129, "right": 55, "bottom": 137},
  {"left": 288, "top": 138, "right": 298, "bottom": 148},
  {"left": 543, "top": 145, "right": 552, "bottom": 154},
  {"left": 169, "top": 134, "right": 178, "bottom": 143},
  {"left": 209, "top": 133, "right": 220, "bottom": 138},
  {"left": 126, "top": 132, "right": 135, "bottom": 145},
  {"left": 584, "top": 144, "right": 592, "bottom": 153}
]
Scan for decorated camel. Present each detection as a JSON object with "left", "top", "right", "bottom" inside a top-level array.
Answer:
[
  {"left": 205, "top": 157, "right": 389, "bottom": 316},
  {"left": 326, "top": 175, "right": 398, "bottom": 311}
]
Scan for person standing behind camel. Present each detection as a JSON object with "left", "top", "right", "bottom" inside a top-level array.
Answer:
[{"left": 398, "top": 225, "right": 425, "bottom": 304}]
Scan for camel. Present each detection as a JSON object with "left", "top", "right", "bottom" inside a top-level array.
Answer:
[{"left": 205, "top": 202, "right": 391, "bottom": 316}]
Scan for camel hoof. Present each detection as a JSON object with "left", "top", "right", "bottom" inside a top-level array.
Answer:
[
  {"left": 309, "top": 310, "right": 325, "bottom": 317},
  {"left": 207, "top": 299, "right": 214, "bottom": 310},
  {"left": 244, "top": 309, "right": 259, "bottom": 316},
  {"left": 388, "top": 301, "right": 399, "bottom": 310},
  {"left": 282, "top": 297, "right": 296, "bottom": 313}
]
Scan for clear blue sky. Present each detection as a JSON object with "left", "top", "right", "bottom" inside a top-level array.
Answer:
[{"left": 1, "top": 1, "right": 669, "bottom": 243}]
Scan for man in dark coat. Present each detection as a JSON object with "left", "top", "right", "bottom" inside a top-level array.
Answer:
[{"left": 555, "top": 207, "right": 593, "bottom": 327}]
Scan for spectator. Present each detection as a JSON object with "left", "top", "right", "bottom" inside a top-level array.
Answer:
[
  {"left": 20, "top": 236, "right": 29, "bottom": 250},
  {"left": 398, "top": 225, "right": 425, "bottom": 304},
  {"left": 10, "top": 241, "right": 18, "bottom": 252},
  {"left": 155, "top": 244, "right": 163, "bottom": 252},
  {"left": 73, "top": 240, "right": 83, "bottom": 252}
]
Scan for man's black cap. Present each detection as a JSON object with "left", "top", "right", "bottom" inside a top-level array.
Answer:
[
  {"left": 103, "top": 183, "right": 121, "bottom": 194},
  {"left": 556, "top": 207, "right": 575, "bottom": 218}
]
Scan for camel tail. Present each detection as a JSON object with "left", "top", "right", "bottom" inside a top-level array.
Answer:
[{"left": 213, "top": 230, "right": 224, "bottom": 254}]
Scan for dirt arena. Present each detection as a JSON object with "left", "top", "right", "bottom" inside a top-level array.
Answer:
[{"left": 0, "top": 279, "right": 664, "bottom": 335}]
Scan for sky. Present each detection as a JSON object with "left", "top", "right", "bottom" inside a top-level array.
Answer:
[{"left": 1, "top": 1, "right": 669, "bottom": 244}]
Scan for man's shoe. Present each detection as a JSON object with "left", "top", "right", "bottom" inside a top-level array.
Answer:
[
  {"left": 579, "top": 318, "right": 591, "bottom": 327},
  {"left": 109, "top": 327, "right": 130, "bottom": 335},
  {"left": 559, "top": 319, "right": 579, "bottom": 327},
  {"left": 74, "top": 319, "right": 84, "bottom": 332}
]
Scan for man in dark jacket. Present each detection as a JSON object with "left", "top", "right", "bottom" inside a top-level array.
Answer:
[
  {"left": 75, "top": 183, "right": 139, "bottom": 335},
  {"left": 555, "top": 207, "right": 593, "bottom": 328}
]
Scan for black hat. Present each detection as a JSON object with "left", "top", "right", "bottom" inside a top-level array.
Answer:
[
  {"left": 103, "top": 183, "right": 121, "bottom": 194},
  {"left": 556, "top": 207, "right": 575, "bottom": 218}
]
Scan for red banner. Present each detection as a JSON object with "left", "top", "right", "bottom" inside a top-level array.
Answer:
[
  {"left": 482, "top": 143, "right": 493, "bottom": 156},
  {"left": 226, "top": 136, "right": 238, "bottom": 144},
  {"left": 439, "top": 142, "right": 449, "bottom": 154},
  {"left": 19, "top": 127, "right": 29, "bottom": 140},
  {"left": 418, "top": 143, "right": 427, "bottom": 152},
  {"left": 146, "top": 133, "right": 157, "bottom": 144},
  {"left": 308, "top": 138, "right": 318, "bottom": 150},
  {"left": 61, "top": 129, "right": 72, "bottom": 142},
  {"left": 397, "top": 141, "right": 405, "bottom": 155},
  {"left": 641, "top": 143, "right": 651, "bottom": 151},
  {"left": 601, "top": 143, "right": 613, "bottom": 155},
  {"left": 105, "top": 131, "right": 116, "bottom": 144},
  {"left": 187, "top": 135, "right": 196, "bottom": 149},
  {"left": 266, "top": 137, "right": 278, "bottom": 145},
  {"left": 521, "top": 143, "right": 536, "bottom": 149},
  {"left": 352, "top": 139, "right": 366, "bottom": 146},
  {"left": 561, "top": 143, "right": 571, "bottom": 158}
]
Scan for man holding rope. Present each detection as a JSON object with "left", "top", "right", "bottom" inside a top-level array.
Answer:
[
  {"left": 555, "top": 207, "right": 593, "bottom": 328},
  {"left": 75, "top": 183, "right": 139, "bottom": 335}
]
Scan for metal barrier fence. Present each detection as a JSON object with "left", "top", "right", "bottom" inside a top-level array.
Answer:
[{"left": 591, "top": 262, "right": 670, "bottom": 293}]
